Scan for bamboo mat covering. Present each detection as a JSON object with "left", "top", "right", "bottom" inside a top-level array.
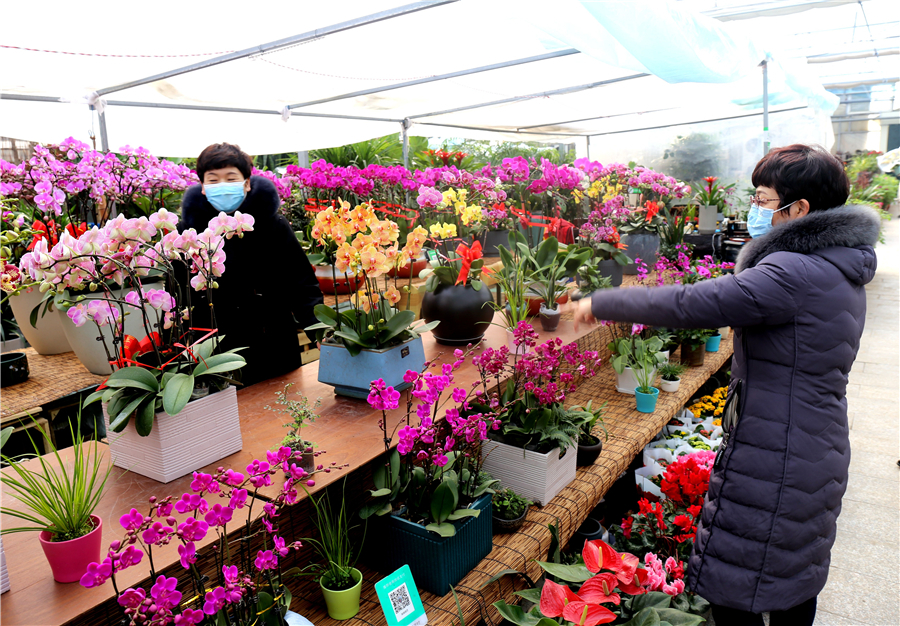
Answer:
[{"left": 0, "top": 348, "right": 104, "bottom": 419}]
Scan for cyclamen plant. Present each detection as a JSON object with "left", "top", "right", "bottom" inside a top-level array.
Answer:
[
  {"left": 81, "top": 450, "right": 348, "bottom": 626},
  {"left": 361, "top": 348, "right": 502, "bottom": 537}
]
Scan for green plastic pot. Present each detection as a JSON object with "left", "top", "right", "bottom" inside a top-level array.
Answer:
[{"left": 321, "top": 567, "right": 363, "bottom": 620}]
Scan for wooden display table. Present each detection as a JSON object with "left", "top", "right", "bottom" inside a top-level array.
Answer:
[{"left": 0, "top": 306, "right": 733, "bottom": 626}]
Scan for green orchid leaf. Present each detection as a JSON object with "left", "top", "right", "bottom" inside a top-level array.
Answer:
[
  {"left": 424, "top": 522, "right": 456, "bottom": 537},
  {"left": 162, "top": 373, "right": 194, "bottom": 416},
  {"left": 134, "top": 397, "right": 156, "bottom": 436},
  {"left": 105, "top": 367, "right": 160, "bottom": 393},
  {"left": 447, "top": 508, "right": 480, "bottom": 521}
]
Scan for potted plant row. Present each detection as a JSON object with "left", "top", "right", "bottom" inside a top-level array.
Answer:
[
  {"left": 16, "top": 208, "right": 251, "bottom": 483},
  {"left": 361, "top": 352, "right": 500, "bottom": 596}
]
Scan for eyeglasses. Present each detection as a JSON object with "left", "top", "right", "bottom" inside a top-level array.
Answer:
[{"left": 749, "top": 194, "right": 780, "bottom": 207}]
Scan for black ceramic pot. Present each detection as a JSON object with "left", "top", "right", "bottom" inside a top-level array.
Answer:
[
  {"left": 421, "top": 284, "right": 494, "bottom": 346},
  {"left": 577, "top": 436, "right": 603, "bottom": 467},
  {"left": 0, "top": 352, "right": 29, "bottom": 387},
  {"left": 493, "top": 508, "right": 528, "bottom": 533},
  {"left": 570, "top": 517, "right": 605, "bottom": 552},
  {"left": 480, "top": 229, "right": 511, "bottom": 256},
  {"left": 598, "top": 259, "right": 623, "bottom": 287}
]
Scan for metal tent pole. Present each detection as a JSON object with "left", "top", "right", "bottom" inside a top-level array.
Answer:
[
  {"left": 95, "top": 0, "right": 457, "bottom": 97},
  {"left": 96, "top": 107, "right": 110, "bottom": 152},
  {"left": 763, "top": 63, "right": 770, "bottom": 155},
  {"left": 287, "top": 49, "right": 579, "bottom": 110},
  {"left": 401, "top": 119, "right": 410, "bottom": 169}
]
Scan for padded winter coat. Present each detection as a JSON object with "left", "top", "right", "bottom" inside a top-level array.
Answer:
[
  {"left": 179, "top": 176, "right": 323, "bottom": 386},
  {"left": 589, "top": 204, "right": 879, "bottom": 612}
]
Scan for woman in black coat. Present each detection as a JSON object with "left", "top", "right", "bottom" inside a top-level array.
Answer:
[
  {"left": 178, "top": 143, "right": 323, "bottom": 386},
  {"left": 575, "top": 145, "right": 880, "bottom": 626}
]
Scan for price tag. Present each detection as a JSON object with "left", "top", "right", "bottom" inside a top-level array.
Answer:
[
  {"left": 425, "top": 249, "right": 439, "bottom": 263},
  {"left": 375, "top": 565, "right": 428, "bottom": 626}
]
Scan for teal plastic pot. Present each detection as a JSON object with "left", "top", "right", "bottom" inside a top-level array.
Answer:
[
  {"left": 634, "top": 387, "right": 660, "bottom": 413},
  {"left": 321, "top": 568, "right": 362, "bottom": 620},
  {"left": 705, "top": 333, "right": 722, "bottom": 352}
]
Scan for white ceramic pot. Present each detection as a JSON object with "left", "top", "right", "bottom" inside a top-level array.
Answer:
[
  {"left": 481, "top": 439, "right": 576, "bottom": 506},
  {"left": 505, "top": 329, "right": 527, "bottom": 356},
  {"left": 0, "top": 536, "right": 9, "bottom": 594},
  {"left": 8, "top": 287, "right": 71, "bottom": 355},
  {"left": 103, "top": 385, "right": 242, "bottom": 483},
  {"left": 628, "top": 193, "right": 640, "bottom": 207},
  {"left": 698, "top": 205, "right": 718, "bottom": 235},
  {"left": 615, "top": 366, "right": 657, "bottom": 395},
  {"left": 719, "top": 326, "right": 730, "bottom": 339},
  {"left": 59, "top": 288, "right": 154, "bottom": 375},
  {"left": 660, "top": 378, "right": 681, "bottom": 393}
]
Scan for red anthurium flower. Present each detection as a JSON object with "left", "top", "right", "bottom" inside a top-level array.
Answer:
[
  {"left": 562, "top": 601, "right": 617, "bottom": 626},
  {"left": 617, "top": 567, "right": 649, "bottom": 595},
  {"left": 579, "top": 573, "right": 622, "bottom": 605},
  {"left": 540, "top": 579, "right": 581, "bottom": 618},
  {"left": 583, "top": 539, "right": 620, "bottom": 573}
]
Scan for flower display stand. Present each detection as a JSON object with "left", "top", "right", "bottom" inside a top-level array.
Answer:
[
  {"left": 481, "top": 440, "right": 576, "bottom": 506},
  {"left": 369, "top": 495, "right": 492, "bottom": 597},
  {"left": 318, "top": 336, "right": 425, "bottom": 399},
  {"left": 103, "top": 386, "right": 242, "bottom": 483}
]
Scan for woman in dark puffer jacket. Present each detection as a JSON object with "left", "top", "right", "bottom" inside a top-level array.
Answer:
[{"left": 575, "top": 145, "right": 880, "bottom": 626}]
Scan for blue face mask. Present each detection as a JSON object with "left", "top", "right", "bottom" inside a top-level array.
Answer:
[
  {"left": 204, "top": 181, "right": 246, "bottom": 213},
  {"left": 747, "top": 200, "right": 797, "bottom": 238}
]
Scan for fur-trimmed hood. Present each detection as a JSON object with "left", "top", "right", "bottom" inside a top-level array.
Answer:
[
  {"left": 179, "top": 175, "right": 280, "bottom": 231},
  {"left": 735, "top": 204, "right": 880, "bottom": 283}
]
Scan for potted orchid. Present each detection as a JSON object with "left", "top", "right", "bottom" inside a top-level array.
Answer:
[
  {"left": 360, "top": 349, "right": 500, "bottom": 596},
  {"left": 477, "top": 202, "right": 516, "bottom": 255},
  {"left": 693, "top": 176, "right": 734, "bottom": 235},
  {"left": 79, "top": 450, "right": 347, "bottom": 626},
  {"left": 305, "top": 200, "right": 437, "bottom": 399},
  {"left": 618, "top": 202, "right": 666, "bottom": 275},
  {"left": 474, "top": 324, "right": 603, "bottom": 505},
  {"left": 17, "top": 207, "right": 251, "bottom": 482}
]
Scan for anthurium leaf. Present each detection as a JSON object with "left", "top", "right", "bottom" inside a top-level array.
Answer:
[
  {"left": 492, "top": 602, "right": 543, "bottom": 626},
  {"left": 514, "top": 589, "right": 542, "bottom": 604},
  {"left": 534, "top": 561, "right": 593, "bottom": 582},
  {"left": 134, "top": 397, "right": 156, "bottom": 436},
  {"left": 162, "top": 373, "right": 194, "bottom": 415},
  {"left": 369, "top": 488, "right": 391, "bottom": 497},
  {"left": 425, "top": 522, "right": 456, "bottom": 537},
  {"left": 631, "top": 592, "right": 673, "bottom": 612},
  {"left": 654, "top": 609, "right": 705, "bottom": 626},
  {"left": 619, "top": 608, "right": 662, "bottom": 626},
  {"left": 105, "top": 367, "right": 160, "bottom": 392}
]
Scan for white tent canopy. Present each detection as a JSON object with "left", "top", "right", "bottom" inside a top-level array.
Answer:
[{"left": 0, "top": 0, "right": 851, "bottom": 156}]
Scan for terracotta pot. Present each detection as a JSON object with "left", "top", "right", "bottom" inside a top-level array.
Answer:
[
  {"left": 38, "top": 515, "right": 103, "bottom": 583},
  {"left": 315, "top": 265, "right": 362, "bottom": 295},
  {"left": 388, "top": 256, "right": 428, "bottom": 279}
]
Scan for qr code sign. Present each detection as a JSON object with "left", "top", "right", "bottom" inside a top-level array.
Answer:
[{"left": 388, "top": 582, "right": 414, "bottom": 621}]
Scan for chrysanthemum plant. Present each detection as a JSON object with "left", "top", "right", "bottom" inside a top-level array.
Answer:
[
  {"left": 360, "top": 348, "right": 502, "bottom": 537},
  {"left": 305, "top": 200, "right": 437, "bottom": 355},
  {"left": 17, "top": 208, "right": 251, "bottom": 436},
  {"left": 80, "top": 451, "right": 348, "bottom": 626}
]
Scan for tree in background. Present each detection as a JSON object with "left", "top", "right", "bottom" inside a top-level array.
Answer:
[{"left": 658, "top": 133, "right": 723, "bottom": 186}]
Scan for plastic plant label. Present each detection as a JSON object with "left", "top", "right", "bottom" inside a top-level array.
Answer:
[
  {"left": 425, "top": 249, "right": 439, "bottom": 263},
  {"left": 375, "top": 565, "right": 428, "bottom": 626}
]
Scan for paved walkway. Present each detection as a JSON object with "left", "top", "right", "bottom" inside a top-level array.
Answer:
[{"left": 815, "top": 218, "right": 900, "bottom": 626}]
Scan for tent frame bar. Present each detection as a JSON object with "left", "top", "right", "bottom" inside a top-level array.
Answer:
[
  {"left": 95, "top": 0, "right": 458, "bottom": 97},
  {"left": 407, "top": 73, "right": 650, "bottom": 120},
  {"left": 288, "top": 49, "right": 580, "bottom": 110},
  {"left": 586, "top": 105, "right": 808, "bottom": 137},
  {"left": 516, "top": 106, "right": 678, "bottom": 131}
]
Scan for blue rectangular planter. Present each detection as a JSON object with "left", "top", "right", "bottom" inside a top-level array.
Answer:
[
  {"left": 317, "top": 336, "right": 425, "bottom": 399},
  {"left": 370, "top": 494, "right": 493, "bottom": 597}
]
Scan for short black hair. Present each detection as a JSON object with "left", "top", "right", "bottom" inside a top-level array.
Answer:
[
  {"left": 196, "top": 143, "right": 253, "bottom": 182},
  {"left": 752, "top": 144, "right": 849, "bottom": 213}
]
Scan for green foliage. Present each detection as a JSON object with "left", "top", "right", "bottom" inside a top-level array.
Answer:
[
  {"left": 299, "top": 479, "right": 362, "bottom": 591},
  {"left": 871, "top": 173, "right": 899, "bottom": 206},
  {"left": 492, "top": 487, "right": 531, "bottom": 520},
  {"left": 523, "top": 237, "right": 592, "bottom": 308},
  {"left": 658, "top": 362, "right": 686, "bottom": 382},
  {"left": 575, "top": 258, "right": 614, "bottom": 296},
  {"left": 570, "top": 400, "right": 608, "bottom": 443},
  {"left": 265, "top": 383, "right": 321, "bottom": 449},
  {"left": 672, "top": 328, "right": 714, "bottom": 349},
  {"left": 486, "top": 231, "right": 532, "bottom": 330},
  {"left": 609, "top": 335, "right": 667, "bottom": 392},
  {"left": 308, "top": 133, "right": 430, "bottom": 168},
  {"left": 82, "top": 335, "right": 244, "bottom": 437},
  {"left": 660, "top": 133, "right": 723, "bottom": 185},
  {"left": 1, "top": 414, "right": 112, "bottom": 541},
  {"left": 437, "top": 139, "right": 575, "bottom": 168}
]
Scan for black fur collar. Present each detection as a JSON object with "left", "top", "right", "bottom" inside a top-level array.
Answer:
[{"left": 735, "top": 204, "right": 881, "bottom": 273}]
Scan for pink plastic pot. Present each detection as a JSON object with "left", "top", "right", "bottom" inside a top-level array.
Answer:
[{"left": 38, "top": 515, "right": 103, "bottom": 583}]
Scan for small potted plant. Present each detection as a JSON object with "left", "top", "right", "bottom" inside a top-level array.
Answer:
[
  {"left": 674, "top": 328, "right": 713, "bottom": 367},
  {"left": 658, "top": 362, "right": 686, "bottom": 393},
  {"left": 633, "top": 347, "right": 662, "bottom": 413},
  {"left": 486, "top": 234, "right": 532, "bottom": 352},
  {"left": 492, "top": 487, "right": 531, "bottom": 533},
  {"left": 705, "top": 329, "right": 722, "bottom": 352},
  {"left": 573, "top": 401, "right": 608, "bottom": 466},
  {"left": 609, "top": 331, "right": 666, "bottom": 396},
  {"left": 302, "top": 480, "right": 364, "bottom": 621},
  {"left": 265, "top": 383, "right": 320, "bottom": 472},
  {"left": 1, "top": 417, "right": 112, "bottom": 584},
  {"left": 524, "top": 237, "right": 591, "bottom": 332}
]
